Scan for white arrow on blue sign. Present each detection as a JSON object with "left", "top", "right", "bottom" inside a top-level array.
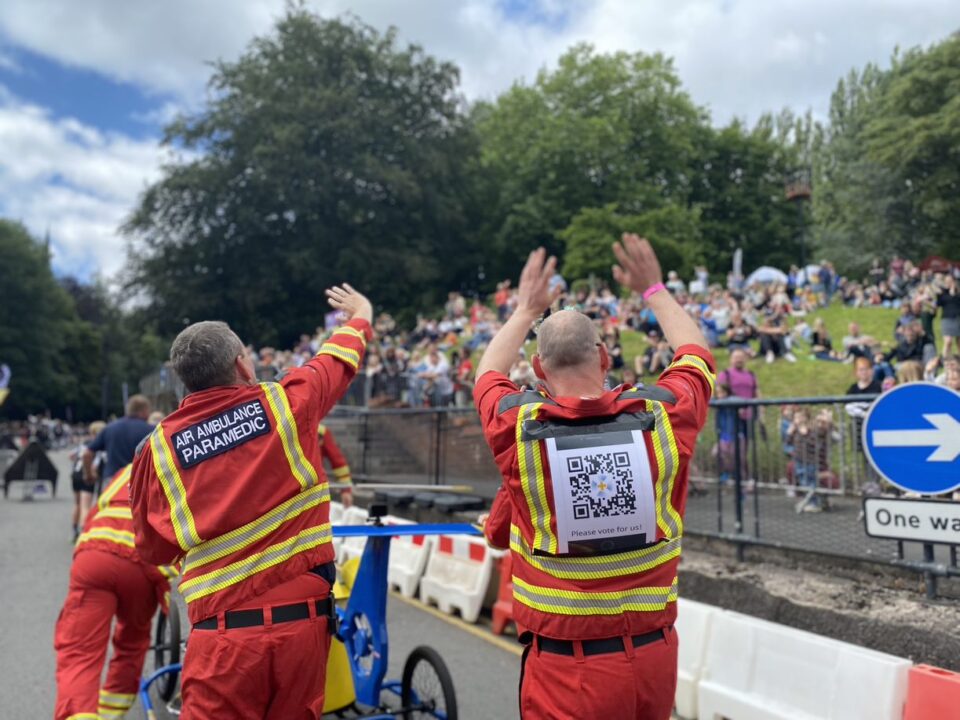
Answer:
[{"left": 863, "top": 382, "right": 960, "bottom": 495}]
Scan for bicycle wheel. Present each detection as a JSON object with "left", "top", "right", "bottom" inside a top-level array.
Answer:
[
  {"left": 153, "top": 602, "right": 181, "bottom": 702},
  {"left": 401, "top": 645, "right": 457, "bottom": 720}
]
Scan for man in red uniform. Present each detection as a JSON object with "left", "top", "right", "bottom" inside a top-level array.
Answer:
[
  {"left": 130, "top": 283, "right": 373, "bottom": 720},
  {"left": 318, "top": 423, "right": 353, "bottom": 507},
  {"left": 55, "top": 464, "right": 177, "bottom": 720},
  {"left": 475, "top": 236, "right": 714, "bottom": 720}
]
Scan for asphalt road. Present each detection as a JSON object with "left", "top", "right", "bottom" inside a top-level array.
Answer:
[{"left": 0, "top": 449, "right": 521, "bottom": 719}]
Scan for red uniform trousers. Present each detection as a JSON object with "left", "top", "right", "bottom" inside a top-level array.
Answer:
[
  {"left": 54, "top": 550, "right": 159, "bottom": 720},
  {"left": 519, "top": 626, "right": 679, "bottom": 720},
  {"left": 180, "top": 572, "right": 331, "bottom": 720}
]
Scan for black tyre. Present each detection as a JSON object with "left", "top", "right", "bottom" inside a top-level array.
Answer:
[
  {"left": 401, "top": 645, "right": 457, "bottom": 720},
  {"left": 153, "top": 602, "right": 181, "bottom": 702}
]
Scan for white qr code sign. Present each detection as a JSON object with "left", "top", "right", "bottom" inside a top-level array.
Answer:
[{"left": 545, "top": 429, "right": 656, "bottom": 554}]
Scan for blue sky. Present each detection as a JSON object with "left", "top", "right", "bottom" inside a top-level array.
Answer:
[{"left": 0, "top": 0, "right": 957, "bottom": 281}]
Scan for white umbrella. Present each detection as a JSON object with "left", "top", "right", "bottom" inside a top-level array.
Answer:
[{"left": 745, "top": 266, "right": 788, "bottom": 286}]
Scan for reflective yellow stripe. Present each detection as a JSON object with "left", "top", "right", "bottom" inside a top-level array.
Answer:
[
  {"left": 331, "top": 326, "right": 367, "bottom": 345},
  {"left": 99, "top": 689, "right": 135, "bottom": 708},
  {"left": 318, "top": 342, "right": 361, "bottom": 370},
  {"left": 332, "top": 466, "right": 351, "bottom": 478},
  {"left": 150, "top": 427, "right": 202, "bottom": 550},
  {"left": 512, "top": 575, "right": 678, "bottom": 615},
  {"left": 66, "top": 714, "right": 99, "bottom": 719},
  {"left": 647, "top": 401, "right": 683, "bottom": 538},
  {"left": 260, "top": 383, "right": 318, "bottom": 491},
  {"left": 669, "top": 354, "right": 716, "bottom": 392},
  {"left": 157, "top": 564, "right": 179, "bottom": 579},
  {"left": 509, "top": 525, "right": 681, "bottom": 580},
  {"left": 183, "top": 484, "right": 330, "bottom": 574},
  {"left": 97, "top": 707, "right": 126, "bottom": 719},
  {"left": 97, "top": 466, "right": 131, "bottom": 511},
  {"left": 94, "top": 507, "right": 132, "bottom": 521},
  {"left": 179, "top": 523, "right": 332, "bottom": 603},
  {"left": 516, "top": 403, "right": 557, "bottom": 554},
  {"left": 77, "top": 527, "right": 135, "bottom": 549}
]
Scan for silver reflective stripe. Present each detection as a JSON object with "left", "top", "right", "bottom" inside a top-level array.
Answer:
[
  {"left": 512, "top": 576, "right": 678, "bottom": 615},
  {"left": 517, "top": 404, "right": 553, "bottom": 553},
  {"left": 183, "top": 484, "right": 330, "bottom": 574},
  {"left": 648, "top": 402, "right": 680, "bottom": 538},
  {"left": 509, "top": 525, "right": 681, "bottom": 580},
  {"left": 261, "top": 382, "right": 317, "bottom": 489},
  {"left": 180, "top": 524, "right": 332, "bottom": 603},
  {"left": 151, "top": 429, "right": 201, "bottom": 549}
]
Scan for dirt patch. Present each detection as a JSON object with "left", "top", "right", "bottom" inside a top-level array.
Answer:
[{"left": 679, "top": 546, "right": 960, "bottom": 670}]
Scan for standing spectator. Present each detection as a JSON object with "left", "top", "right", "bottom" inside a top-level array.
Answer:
[
  {"left": 69, "top": 421, "right": 104, "bottom": 541},
  {"left": 82, "top": 395, "right": 153, "bottom": 493},
  {"left": 665, "top": 270, "right": 686, "bottom": 295},
  {"left": 846, "top": 357, "right": 882, "bottom": 396},
  {"left": 718, "top": 349, "right": 760, "bottom": 479},
  {"left": 937, "top": 273, "right": 960, "bottom": 359},
  {"left": 418, "top": 347, "right": 453, "bottom": 406},
  {"left": 787, "top": 408, "right": 827, "bottom": 512},
  {"left": 713, "top": 383, "right": 739, "bottom": 484},
  {"left": 494, "top": 281, "right": 511, "bottom": 322}
]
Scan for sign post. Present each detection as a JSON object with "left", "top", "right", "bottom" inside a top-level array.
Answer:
[{"left": 862, "top": 383, "right": 960, "bottom": 598}]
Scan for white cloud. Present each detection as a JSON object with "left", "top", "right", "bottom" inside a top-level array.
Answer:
[
  {"left": 0, "top": 0, "right": 959, "bottom": 275},
  {"left": 0, "top": 88, "right": 169, "bottom": 277}
]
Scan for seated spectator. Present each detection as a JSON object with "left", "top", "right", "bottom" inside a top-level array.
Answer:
[
  {"left": 811, "top": 318, "right": 841, "bottom": 361},
  {"left": 635, "top": 332, "right": 673, "bottom": 376},
  {"left": 602, "top": 328, "right": 624, "bottom": 372},
  {"left": 725, "top": 312, "right": 757, "bottom": 355},
  {"left": 896, "top": 360, "right": 924, "bottom": 385},
  {"left": 842, "top": 322, "right": 873, "bottom": 359},
  {"left": 884, "top": 321, "right": 936, "bottom": 366},
  {"left": 509, "top": 360, "right": 538, "bottom": 389},
  {"left": 758, "top": 303, "right": 796, "bottom": 363}
]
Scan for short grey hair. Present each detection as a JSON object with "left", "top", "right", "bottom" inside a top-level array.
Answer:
[
  {"left": 536, "top": 310, "right": 600, "bottom": 371},
  {"left": 170, "top": 321, "right": 244, "bottom": 393}
]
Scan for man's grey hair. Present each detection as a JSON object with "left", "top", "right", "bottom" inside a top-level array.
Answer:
[
  {"left": 536, "top": 310, "right": 600, "bottom": 371},
  {"left": 170, "top": 321, "right": 244, "bottom": 393}
]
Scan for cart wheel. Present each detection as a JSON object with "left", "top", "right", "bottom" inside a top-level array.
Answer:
[
  {"left": 153, "top": 603, "right": 181, "bottom": 702},
  {"left": 401, "top": 646, "right": 457, "bottom": 720}
]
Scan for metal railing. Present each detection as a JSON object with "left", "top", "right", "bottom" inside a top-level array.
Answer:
[{"left": 324, "top": 393, "right": 960, "bottom": 598}]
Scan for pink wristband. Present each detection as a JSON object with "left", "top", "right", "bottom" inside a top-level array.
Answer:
[{"left": 642, "top": 282, "right": 666, "bottom": 301}]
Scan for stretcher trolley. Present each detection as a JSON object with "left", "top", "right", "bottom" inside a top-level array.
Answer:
[{"left": 139, "top": 505, "right": 481, "bottom": 719}]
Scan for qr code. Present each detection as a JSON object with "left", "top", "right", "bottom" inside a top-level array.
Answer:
[{"left": 566, "top": 452, "right": 636, "bottom": 519}]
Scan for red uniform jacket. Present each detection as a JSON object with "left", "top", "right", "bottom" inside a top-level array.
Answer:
[
  {"left": 475, "top": 344, "right": 714, "bottom": 641},
  {"left": 131, "top": 320, "right": 371, "bottom": 624},
  {"left": 76, "top": 465, "right": 177, "bottom": 609},
  {"left": 318, "top": 424, "right": 352, "bottom": 485}
]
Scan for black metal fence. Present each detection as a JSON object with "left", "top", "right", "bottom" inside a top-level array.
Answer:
[{"left": 326, "top": 394, "right": 960, "bottom": 598}]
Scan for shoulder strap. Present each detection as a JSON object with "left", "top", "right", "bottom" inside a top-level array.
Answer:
[
  {"left": 616, "top": 385, "right": 677, "bottom": 405},
  {"left": 497, "top": 391, "right": 558, "bottom": 415}
]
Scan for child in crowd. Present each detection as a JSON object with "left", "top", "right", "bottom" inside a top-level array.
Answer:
[{"left": 713, "top": 384, "right": 738, "bottom": 484}]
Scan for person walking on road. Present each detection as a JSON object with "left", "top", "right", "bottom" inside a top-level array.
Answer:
[
  {"left": 82, "top": 395, "right": 153, "bottom": 495},
  {"left": 131, "top": 283, "right": 373, "bottom": 719},
  {"left": 54, "top": 464, "right": 177, "bottom": 720},
  {"left": 474, "top": 236, "right": 715, "bottom": 720}
]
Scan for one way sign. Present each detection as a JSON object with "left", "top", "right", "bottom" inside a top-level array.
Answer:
[{"left": 863, "top": 382, "right": 960, "bottom": 495}]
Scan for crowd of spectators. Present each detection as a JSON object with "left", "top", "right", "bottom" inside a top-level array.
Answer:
[{"left": 239, "top": 254, "right": 959, "bottom": 409}]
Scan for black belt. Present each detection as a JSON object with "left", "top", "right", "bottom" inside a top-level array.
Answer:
[
  {"left": 536, "top": 628, "right": 666, "bottom": 656},
  {"left": 193, "top": 597, "right": 334, "bottom": 631}
]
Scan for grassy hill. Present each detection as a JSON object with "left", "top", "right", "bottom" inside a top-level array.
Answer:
[{"left": 620, "top": 303, "right": 900, "bottom": 399}]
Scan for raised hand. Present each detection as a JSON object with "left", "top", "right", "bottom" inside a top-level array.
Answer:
[
  {"left": 612, "top": 233, "right": 663, "bottom": 296},
  {"left": 516, "top": 247, "right": 563, "bottom": 318},
  {"left": 325, "top": 283, "right": 373, "bottom": 323}
]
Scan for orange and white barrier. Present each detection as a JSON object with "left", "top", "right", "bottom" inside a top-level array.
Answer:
[
  {"left": 697, "top": 610, "right": 909, "bottom": 720},
  {"left": 419, "top": 535, "right": 499, "bottom": 623},
  {"left": 491, "top": 553, "right": 514, "bottom": 636},
  {"left": 903, "top": 664, "right": 960, "bottom": 720},
  {"left": 384, "top": 516, "right": 434, "bottom": 598},
  {"left": 673, "top": 598, "right": 718, "bottom": 719}
]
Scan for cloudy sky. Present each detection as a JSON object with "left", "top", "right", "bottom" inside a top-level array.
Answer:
[{"left": 1, "top": 0, "right": 957, "bottom": 279}]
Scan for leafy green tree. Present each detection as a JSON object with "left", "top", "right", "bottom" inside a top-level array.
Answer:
[{"left": 125, "top": 9, "right": 481, "bottom": 344}]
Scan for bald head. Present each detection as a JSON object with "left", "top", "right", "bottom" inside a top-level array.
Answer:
[{"left": 537, "top": 310, "right": 601, "bottom": 371}]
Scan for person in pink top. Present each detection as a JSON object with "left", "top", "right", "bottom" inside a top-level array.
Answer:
[{"left": 717, "top": 349, "right": 760, "bottom": 480}]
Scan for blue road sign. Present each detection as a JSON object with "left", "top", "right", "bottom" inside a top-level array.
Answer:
[{"left": 863, "top": 382, "right": 960, "bottom": 495}]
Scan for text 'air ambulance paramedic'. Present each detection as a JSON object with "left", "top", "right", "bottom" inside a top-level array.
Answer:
[
  {"left": 130, "top": 283, "right": 373, "bottom": 720},
  {"left": 54, "top": 464, "right": 178, "bottom": 720},
  {"left": 474, "top": 236, "right": 715, "bottom": 720}
]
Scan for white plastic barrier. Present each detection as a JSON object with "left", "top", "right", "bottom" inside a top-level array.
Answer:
[
  {"left": 329, "top": 501, "right": 345, "bottom": 525},
  {"left": 419, "top": 535, "right": 499, "bottom": 623},
  {"left": 674, "top": 598, "right": 718, "bottom": 720},
  {"left": 697, "top": 610, "right": 910, "bottom": 720},
  {"left": 383, "top": 516, "right": 435, "bottom": 598},
  {"left": 338, "top": 506, "right": 369, "bottom": 565}
]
